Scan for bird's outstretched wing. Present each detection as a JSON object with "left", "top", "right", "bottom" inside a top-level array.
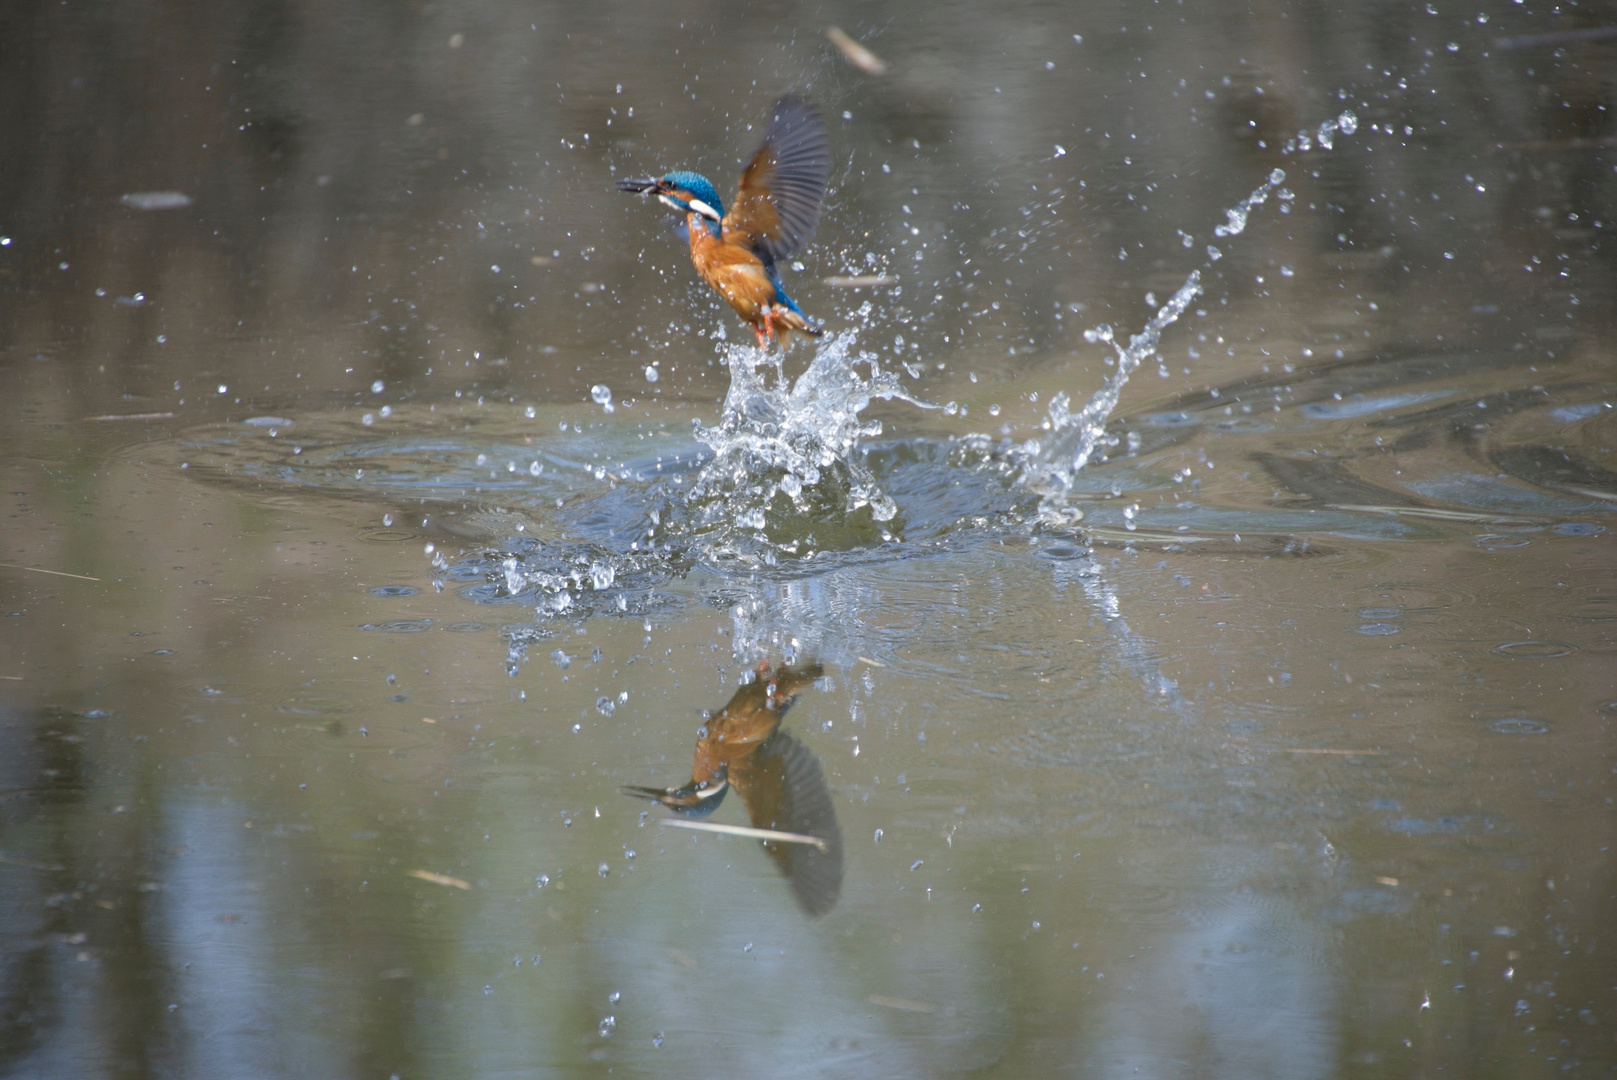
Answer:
[
  {"left": 725, "top": 96, "right": 831, "bottom": 266},
  {"left": 731, "top": 729, "right": 843, "bottom": 916}
]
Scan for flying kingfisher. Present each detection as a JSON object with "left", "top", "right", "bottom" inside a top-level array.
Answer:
[{"left": 616, "top": 95, "right": 831, "bottom": 349}]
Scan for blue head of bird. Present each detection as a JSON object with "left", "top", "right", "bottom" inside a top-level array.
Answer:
[{"left": 618, "top": 170, "right": 725, "bottom": 237}]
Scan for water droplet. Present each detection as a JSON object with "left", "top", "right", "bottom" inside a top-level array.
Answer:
[
  {"left": 590, "top": 384, "right": 615, "bottom": 413},
  {"left": 644, "top": 365, "right": 659, "bottom": 383},
  {"left": 371, "top": 380, "right": 385, "bottom": 394},
  {"left": 596, "top": 696, "right": 616, "bottom": 716},
  {"left": 598, "top": 862, "right": 610, "bottom": 878},
  {"left": 598, "top": 1015, "right": 616, "bottom": 1037},
  {"left": 652, "top": 1032, "right": 665, "bottom": 1048}
]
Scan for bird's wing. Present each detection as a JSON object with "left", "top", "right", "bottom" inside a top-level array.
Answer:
[
  {"left": 724, "top": 96, "right": 831, "bottom": 266},
  {"left": 731, "top": 730, "right": 843, "bottom": 916}
]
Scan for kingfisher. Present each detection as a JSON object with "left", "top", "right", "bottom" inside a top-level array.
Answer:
[
  {"left": 616, "top": 95, "right": 831, "bottom": 349},
  {"left": 623, "top": 660, "right": 842, "bottom": 915}
]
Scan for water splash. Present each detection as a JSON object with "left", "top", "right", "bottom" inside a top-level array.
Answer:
[
  {"left": 457, "top": 111, "right": 1360, "bottom": 664},
  {"left": 1014, "top": 115, "right": 1355, "bottom": 519},
  {"left": 1016, "top": 272, "right": 1206, "bottom": 521},
  {"left": 664, "top": 331, "right": 936, "bottom": 562}
]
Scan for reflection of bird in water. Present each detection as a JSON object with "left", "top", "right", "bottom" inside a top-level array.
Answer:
[
  {"left": 623, "top": 661, "right": 843, "bottom": 916},
  {"left": 615, "top": 96, "right": 830, "bottom": 349}
]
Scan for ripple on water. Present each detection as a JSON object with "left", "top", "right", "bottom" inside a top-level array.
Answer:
[
  {"left": 1475, "top": 534, "right": 1532, "bottom": 551},
  {"left": 369, "top": 585, "right": 420, "bottom": 598},
  {"left": 1493, "top": 640, "right": 1578, "bottom": 659},
  {"left": 1353, "top": 623, "right": 1399, "bottom": 636},
  {"left": 1552, "top": 522, "right": 1605, "bottom": 537},
  {"left": 1321, "top": 886, "right": 1408, "bottom": 923},
  {"left": 275, "top": 696, "right": 355, "bottom": 718},
  {"left": 1485, "top": 716, "right": 1550, "bottom": 736},
  {"left": 1141, "top": 411, "right": 1200, "bottom": 427},
  {"left": 359, "top": 619, "right": 435, "bottom": 633},
  {"left": 1566, "top": 596, "right": 1617, "bottom": 622},
  {"left": 1037, "top": 543, "right": 1088, "bottom": 561},
  {"left": 1348, "top": 580, "right": 1478, "bottom": 614}
]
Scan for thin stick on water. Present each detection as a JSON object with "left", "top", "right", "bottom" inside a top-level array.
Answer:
[
  {"left": 0, "top": 563, "right": 102, "bottom": 582},
  {"left": 658, "top": 817, "right": 829, "bottom": 852}
]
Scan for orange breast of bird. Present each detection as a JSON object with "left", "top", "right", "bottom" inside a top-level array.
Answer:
[{"left": 687, "top": 214, "right": 775, "bottom": 325}]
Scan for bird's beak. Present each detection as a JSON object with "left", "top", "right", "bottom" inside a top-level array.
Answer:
[
  {"left": 621, "top": 778, "right": 729, "bottom": 817},
  {"left": 616, "top": 177, "right": 660, "bottom": 195}
]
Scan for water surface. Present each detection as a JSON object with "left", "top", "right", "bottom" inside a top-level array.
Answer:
[{"left": 1, "top": 2, "right": 1613, "bottom": 1077}]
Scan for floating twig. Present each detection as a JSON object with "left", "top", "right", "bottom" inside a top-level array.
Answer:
[
  {"left": 823, "top": 274, "right": 897, "bottom": 288},
  {"left": 408, "top": 869, "right": 471, "bottom": 889},
  {"left": 826, "top": 26, "right": 889, "bottom": 75},
  {"left": 1494, "top": 26, "right": 1617, "bottom": 51},
  {"left": 658, "top": 817, "right": 828, "bottom": 852},
  {"left": 0, "top": 563, "right": 101, "bottom": 582},
  {"left": 1282, "top": 747, "right": 1386, "bottom": 755},
  {"left": 867, "top": 994, "right": 938, "bottom": 1013}
]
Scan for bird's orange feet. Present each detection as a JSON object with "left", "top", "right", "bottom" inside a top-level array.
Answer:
[{"left": 754, "top": 309, "right": 779, "bottom": 348}]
